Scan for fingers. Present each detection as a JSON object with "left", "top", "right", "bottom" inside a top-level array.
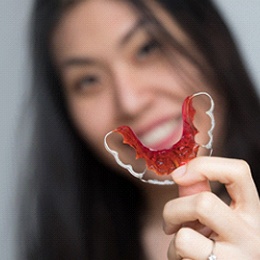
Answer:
[
  {"left": 163, "top": 191, "right": 244, "bottom": 240},
  {"left": 167, "top": 228, "right": 216, "bottom": 260},
  {"left": 178, "top": 179, "right": 211, "bottom": 197},
  {"left": 171, "top": 157, "right": 259, "bottom": 211},
  {"left": 165, "top": 157, "right": 260, "bottom": 259},
  {"left": 173, "top": 162, "right": 211, "bottom": 198},
  {"left": 174, "top": 164, "right": 211, "bottom": 198},
  {"left": 167, "top": 228, "right": 259, "bottom": 260}
]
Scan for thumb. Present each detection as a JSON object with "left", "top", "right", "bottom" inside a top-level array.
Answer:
[
  {"left": 178, "top": 180, "right": 211, "bottom": 197},
  {"left": 171, "top": 165, "right": 211, "bottom": 197},
  {"left": 171, "top": 164, "right": 213, "bottom": 237}
]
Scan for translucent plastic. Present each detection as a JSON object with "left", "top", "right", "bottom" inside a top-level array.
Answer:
[{"left": 104, "top": 92, "right": 215, "bottom": 185}]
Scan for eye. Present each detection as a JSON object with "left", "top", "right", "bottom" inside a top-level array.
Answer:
[
  {"left": 76, "top": 75, "right": 99, "bottom": 91},
  {"left": 137, "top": 39, "right": 161, "bottom": 60}
]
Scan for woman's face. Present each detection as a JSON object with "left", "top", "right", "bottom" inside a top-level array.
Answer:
[{"left": 52, "top": 0, "right": 225, "bottom": 175}]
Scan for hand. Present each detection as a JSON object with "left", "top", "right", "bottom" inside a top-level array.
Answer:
[{"left": 163, "top": 157, "right": 260, "bottom": 259}]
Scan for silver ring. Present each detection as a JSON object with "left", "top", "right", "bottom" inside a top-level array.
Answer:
[{"left": 207, "top": 238, "right": 217, "bottom": 260}]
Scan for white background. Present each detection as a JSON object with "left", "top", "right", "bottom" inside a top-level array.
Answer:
[{"left": 0, "top": 1, "right": 259, "bottom": 259}]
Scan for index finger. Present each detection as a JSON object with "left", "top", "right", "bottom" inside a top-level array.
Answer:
[{"left": 171, "top": 157, "right": 259, "bottom": 210}]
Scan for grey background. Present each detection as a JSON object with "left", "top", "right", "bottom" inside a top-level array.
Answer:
[{"left": 0, "top": 1, "right": 259, "bottom": 259}]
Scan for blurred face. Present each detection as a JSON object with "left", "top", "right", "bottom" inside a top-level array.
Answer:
[{"left": 52, "top": 0, "right": 225, "bottom": 175}]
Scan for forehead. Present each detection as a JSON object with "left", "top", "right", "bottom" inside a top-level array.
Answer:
[
  {"left": 51, "top": 0, "right": 188, "bottom": 67},
  {"left": 51, "top": 1, "right": 140, "bottom": 60}
]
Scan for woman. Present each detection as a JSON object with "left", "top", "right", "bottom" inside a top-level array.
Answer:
[{"left": 20, "top": 0, "right": 260, "bottom": 259}]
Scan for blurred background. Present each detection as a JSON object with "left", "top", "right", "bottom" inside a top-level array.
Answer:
[{"left": 0, "top": 0, "right": 259, "bottom": 259}]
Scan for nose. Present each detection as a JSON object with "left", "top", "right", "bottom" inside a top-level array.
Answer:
[{"left": 113, "top": 64, "right": 153, "bottom": 117}]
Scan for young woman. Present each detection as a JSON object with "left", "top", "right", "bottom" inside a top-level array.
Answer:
[{"left": 20, "top": 0, "right": 260, "bottom": 259}]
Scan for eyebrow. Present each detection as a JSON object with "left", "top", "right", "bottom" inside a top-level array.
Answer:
[
  {"left": 61, "top": 19, "right": 148, "bottom": 69},
  {"left": 61, "top": 57, "right": 96, "bottom": 69},
  {"left": 119, "top": 18, "right": 148, "bottom": 47}
]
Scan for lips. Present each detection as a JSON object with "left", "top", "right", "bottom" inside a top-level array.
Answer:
[{"left": 137, "top": 117, "right": 183, "bottom": 150}]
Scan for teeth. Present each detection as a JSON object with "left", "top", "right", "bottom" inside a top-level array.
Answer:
[{"left": 140, "top": 119, "right": 181, "bottom": 147}]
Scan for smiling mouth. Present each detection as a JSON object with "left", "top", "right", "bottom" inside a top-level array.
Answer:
[{"left": 138, "top": 118, "right": 183, "bottom": 150}]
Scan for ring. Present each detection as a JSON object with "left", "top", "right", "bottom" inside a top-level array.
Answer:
[{"left": 207, "top": 238, "right": 217, "bottom": 260}]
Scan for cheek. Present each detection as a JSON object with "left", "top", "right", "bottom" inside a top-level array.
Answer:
[{"left": 67, "top": 98, "right": 114, "bottom": 154}]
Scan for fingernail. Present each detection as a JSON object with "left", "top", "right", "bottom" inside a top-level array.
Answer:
[{"left": 172, "top": 164, "right": 187, "bottom": 179}]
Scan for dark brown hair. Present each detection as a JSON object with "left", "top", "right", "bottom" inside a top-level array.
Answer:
[{"left": 19, "top": 0, "right": 260, "bottom": 259}]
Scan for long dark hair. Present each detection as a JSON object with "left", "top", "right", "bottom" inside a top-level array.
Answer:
[{"left": 19, "top": 0, "right": 260, "bottom": 259}]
